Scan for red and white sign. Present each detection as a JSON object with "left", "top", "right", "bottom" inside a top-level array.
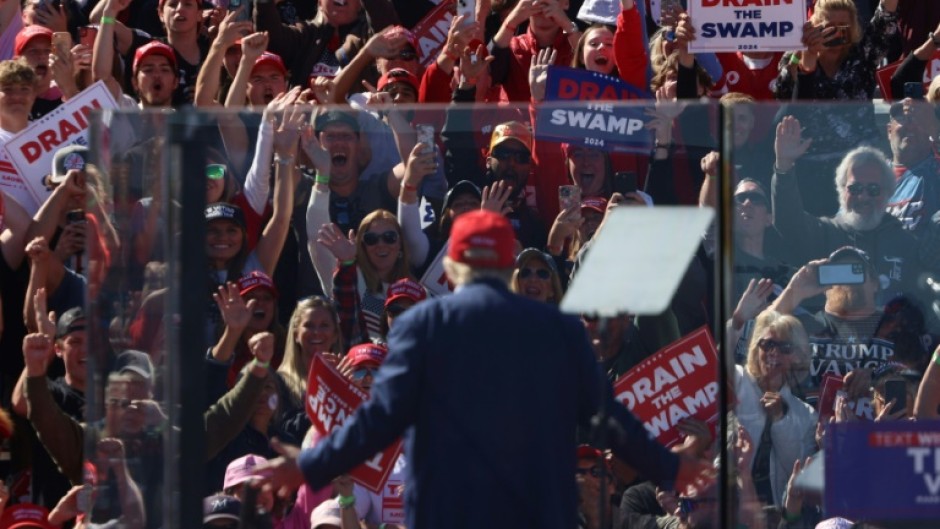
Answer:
[
  {"left": 419, "top": 245, "right": 454, "bottom": 297},
  {"left": 413, "top": 0, "right": 455, "bottom": 67},
  {"left": 688, "top": 0, "right": 804, "bottom": 53},
  {"left": 817, "top": 372, "right": 873, "bottom": 422},
  {"left": 2, "top": 81, "right": 117, "bottom": 206},
  {"left": 305, "top": 354, "right": 403, "bottom": 493},
  {"left": 876, "top": 50, "right": 940, "bottom": 100},
  {"left": 613, "top": 327, "right": 720, "bottom": 448}
]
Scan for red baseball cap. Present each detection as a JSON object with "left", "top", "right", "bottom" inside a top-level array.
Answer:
[
  {"left": 447, "top": 210, "right": 516, "bottom": 269},
  {"left": 237, "top": 271, "right": 278, "bottom": 298},
  {"left": 377, "top": 68, "right": 419, "bottom": 93},
  {"left": 133, "top": 41, "right": 178, "bottom": 74},
  {"left": 581, "top": 197, "right": 608, "bottom": 214},
  {"left": 14, "top": 25, "right": 52, "bottom": 58},
  {"left": 576, "top": 444, "right": 602, "bottom": 460},
  {"left": 252, "top": 52, "right": 288, "bottom": 78},
  {"left": 385, "top": 278, "right": 427, "bottom": 308},
  {"left": 0, "top": 503, "right": 57, "bottom": 529},
  {"left": 347, "top": 343, "right": 388, "bottom": 368}
]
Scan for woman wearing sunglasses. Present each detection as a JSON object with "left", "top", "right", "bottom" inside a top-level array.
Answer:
[
  {"left": 317, "top": 209, "right": 414, "bottom": 345},
  {"left": 734, "top": 310, "right": 817, "bottom": 509},
  {"left": 510, "top": 248, "right": 564, "bottom": 305}
]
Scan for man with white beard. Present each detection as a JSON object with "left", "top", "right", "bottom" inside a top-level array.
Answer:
[{"left": 771, "top": 115, "right": 922, "bottom": 307}]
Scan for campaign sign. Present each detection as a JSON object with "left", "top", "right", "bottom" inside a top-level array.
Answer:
[
  {"left": 536, "top": 67, "right": 651, "bottom": 154},
  {"left": 3, "top": 81, "right": 117, "bottom": 206},
  {"left": 817, "top": 373, "right": 874, "bottom": 422},
  {"left": 419, "top": 245, "right": 454, "bottom": 297},
  {"left": 825, "top": 420, "right": 940, "bottom": 520},
  {"left": 613, "top": 326, "right": 719, "bottom": 447},
  {"left": 413, "top": 0, "right": 455, "bottom": 67},
  {"left": 687, "top": 0, "right": 804, "bottom": 53},
  {"left": 306, "top": 354, "right": 403, "bottom": 493},
  {"left": 876, "top": 50, "right": 940, "bottom": 100}
]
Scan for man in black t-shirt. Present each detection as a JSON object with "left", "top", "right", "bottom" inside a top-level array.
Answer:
[{"left": 12, "top": 307, "right": 86, "bottom": 509}]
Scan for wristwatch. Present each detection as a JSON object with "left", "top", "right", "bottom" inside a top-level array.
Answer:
[{"left": 563, "top": 20, "right": 580, "bottom": 35}]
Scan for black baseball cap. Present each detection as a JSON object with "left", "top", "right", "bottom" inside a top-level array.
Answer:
[
  {"left": 314, "top": 110, "right": 359, "bottom": 134},
  {"left": 443, "top": 180, "right": 482, "bottom": 211},
  {"left": 205, "top": 202, "right": 246, "bottom": 228},
  {"left": 56, "top": 307, "right": 86, "bottom": 338},
  {"left": 114, "top": 350, "right": 154, "bottom": 381}
]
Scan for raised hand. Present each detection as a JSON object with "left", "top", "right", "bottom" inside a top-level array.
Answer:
[
  {"left": 364, "top": 26, "right": 410, "bottom": 59},
  {"left": 241, "top": 31, "right": 270, "bottom": 61},
  {"left": 317, "top": 223, "right": 357, "bottom": 263},
  {"left": 547, "top": 205, "right": 583, "bottom": 252},
  {"left": 774, "top": 115, "right": 811, "bottom": 172},
  {"left": 480, "top": 180, "right": 513, "bottom": 214},
  {"left": 700, "top": 151, "right": 719, "bottom": 179},
  {"left": 403, "top": 142, "right": 437, "bottom": 189},
  {"left": 301, "top": 125, "right": 332, "bottom": 173},
  {"left": 33, "top": 288, "right": 57, "bottom": 338},
  {"left": 248, "top": 331, "right": 275, "bottom": 365},
  {"left": 216, "top": 9, "right": 253, "bottom": 48},
  {"left": 259, "top": 438, "right": 305, "bottom": 499},
  {"left": 273, "top": 98, "right": 307, "bottom": 158},
  {"left": 26, "top": 236, "right": 52, "bottom": 264},
  {"left": 213, "top": 282, "right": 256, "bottom": 331},
  {"left": 732, "top": 278, "right": 774, "bottom": 327},
  {"left": 459, "top": 42, "right": 494, "bottom": 83},
  {"left": 529, "top": 47, "right": 557, "bottom": 102},
  {"left": 23, "top": 332, "right": 55, "bottom": 377}
]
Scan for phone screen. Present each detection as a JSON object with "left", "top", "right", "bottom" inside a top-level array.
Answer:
[
  {"left": 883, "top": 380, "right": 907, "bottom": 410},
  {"left": 817, "top": 263, "right": 864, "bottom": 285},
  {"left": 612, "top": 172, "right": 637, "bottom": 196}
]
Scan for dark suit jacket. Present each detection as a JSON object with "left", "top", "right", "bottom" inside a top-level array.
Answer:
[{"left": 298, "top": 279, "right": 679, "bottom": 529}]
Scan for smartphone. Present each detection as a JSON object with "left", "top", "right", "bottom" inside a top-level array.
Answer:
[
  {"left": 558, "top": 185, "right": 581, "bottom": 211},
  {"left": 884, "top": 379, "right": 908, "bottom": 410},
  {"left": 817, "top": 263, "right": 865, "bottom": 286},
  {"left": 416, "top": 124, "right": 435, "bottom": 154},
  {"left": 227, "top": 0, "right": 252, "bottom": 23},
  {"left": 904, "top": 82, "right": 925, "bottom": 100},
  {"left": 52, "top": 31, "right": 71, "bottom": 56},
  {"left": 824, "top": 25, "right": 849, "bottom": 48},
  {"left": 79, "top": 26, "right": 98, "bottom": 47},
  {"left": 612, "top": 171, "right": 637, "bottom": 195},
  {"left": 456, "top": 0, "right": 475, "bottom": 21},
  {"left": 66, "top": 210, "right": 86, "bottom": 225}
]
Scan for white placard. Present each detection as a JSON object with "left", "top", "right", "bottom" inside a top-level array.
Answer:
[
  {"left": 419, "top": 244, "right": 454, "bottom": 297},
  {"left": 687, "top": 0, "right": 805, "bottom": 53},
  {"left": 3, "top": 81, "right": 118, "bottom": 206}
]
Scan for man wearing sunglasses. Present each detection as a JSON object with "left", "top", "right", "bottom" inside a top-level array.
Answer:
[
  {"left": 884, "top": 99, "right": 940, "bottom": 234},
  {"left": 772, "top": 115, "right": 923, "bottom": 308}
]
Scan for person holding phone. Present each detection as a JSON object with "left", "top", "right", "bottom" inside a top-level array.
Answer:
[
  {"left": 869, "top": 364, "right": 921, "bottom": 420},
  {"left": 769, "top": 247, "right": 892, "bottom": 406},
  {"left": 773, "top": 0, "right": 901, "bottom": 217}
]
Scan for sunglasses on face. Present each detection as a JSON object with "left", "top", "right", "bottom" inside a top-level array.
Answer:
[
  {"left": 734, "top": 191, "right": 767, "bottom": 207},
  {"left": 352, "top": 367, "right": 377, "bottom": 380},
  {"left": 398, "top": 50, "right": 417, "bottom": 61},
  {"left": 363, "top": 230, "right": 399, "bottom": 246},
  {"left": 206, "top": 164, "right": 226, "bottom": 180},
  {"left": 491, "top": 148, "right": 531, "bottom": 164},
  {"left": 575, "top": 465, "right": 605, "bottom": 478},
  {"left": 846, "top": 183, "right": 881, "bottom": 198},
  {"left": 519, "top": 267, "right": 551, "bottom": 280},
  {"left": 757, "top": 338, "right": 794, "bottom": 355}
]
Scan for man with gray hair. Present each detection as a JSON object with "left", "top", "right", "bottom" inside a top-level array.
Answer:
[{"left": 771, "top": 115, "right": 922, "bottom": 306}]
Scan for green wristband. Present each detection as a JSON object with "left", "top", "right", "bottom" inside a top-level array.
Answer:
[
  {"left": 252, "top": 359, "right": 270, "bottom": 369},
  {"left": 337, "top": 494, "right": 356, "bottom": 508},
  {"left": 933, "top": 349, "right": 940, "bottom": 367},
  {"left": 315, "top": 172, "right": 330, "bottom": 185},
  {"left": 340, "top": 259, "right": 355, "bottom": 266},
  {"left": 101, "top": 15, "right": 116, "bottom": 24}
]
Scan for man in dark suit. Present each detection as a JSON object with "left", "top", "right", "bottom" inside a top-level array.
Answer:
[{"left": 263, "top": 210, "right": 713, "bottom": 529}]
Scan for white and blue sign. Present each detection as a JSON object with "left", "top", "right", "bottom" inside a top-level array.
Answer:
[
  {"left": 535, "top": 67, "right": 652, "bottom": 154},
  {"left": 825, "top": 420, "right": 940, "bottom": 520}
]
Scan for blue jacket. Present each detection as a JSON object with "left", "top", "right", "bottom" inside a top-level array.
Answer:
[{"left": 299, "top": 279, "right": 679, "bottom": 529}]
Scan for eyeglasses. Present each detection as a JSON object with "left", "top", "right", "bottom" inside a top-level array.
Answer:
[
  {"left": 846, "top": 183, "right": 881, "bottom": 198},
  {"left": 352, "top": 367, "right": 377, "bottom": 380},
  {"left": 398, "top": 50, "right": 417, "bottom": 61},
  {"left": 206, "top": 164, "right": 226, "bottom": 180},
  {"left": 519, "top": 267, "right": 551, "bottom": 280},
  {"left": 363, "top": 230, "right": 399, "bottom": 246},
  {"left": 756, "top": 338, "right": 794, "bottom": 355},
  {"left": 733, "top": 191, "right": 767, "bottom": 207},
  {"left": 575, "top": 465, "right": 605, "bottom": 478},
  {"left": 491, "top": 148, "right": 531, "bottom": 164}
]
